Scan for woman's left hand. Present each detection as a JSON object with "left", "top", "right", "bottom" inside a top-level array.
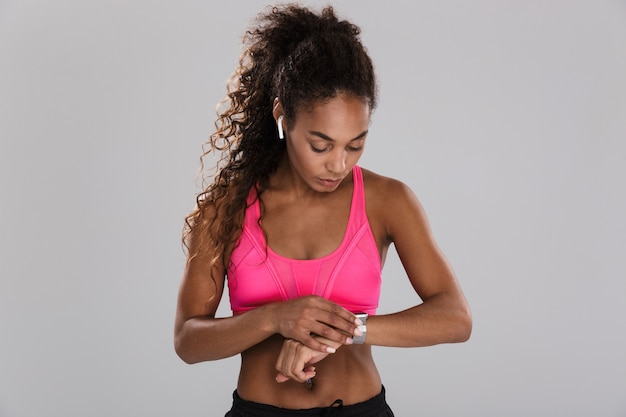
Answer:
[{"left": 275, "top": 336, "right": 342, "bottom": 383}]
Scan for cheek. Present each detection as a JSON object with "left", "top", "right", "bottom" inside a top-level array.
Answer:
[
  {"left": 288, "top": 142, "right": 316, "bottom": 169},
  {"left": 347, "top": 150, "right": 364, "bottom": 165}
]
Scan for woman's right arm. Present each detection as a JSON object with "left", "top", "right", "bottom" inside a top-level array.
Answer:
[
  {"left": 174, "top": 253, "right": 276, "bottom": 363},
  {"left": 174, "top": 231, "right": 361, "bottom": 364}
]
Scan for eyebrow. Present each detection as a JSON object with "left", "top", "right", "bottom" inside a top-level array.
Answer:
[{"left": 308, "top": 130, "right": 369, "bottom": 142}]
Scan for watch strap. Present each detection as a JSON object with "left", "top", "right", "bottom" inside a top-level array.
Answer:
[{"left": 353, "top": 313, "right": 368, "bottom": 344}]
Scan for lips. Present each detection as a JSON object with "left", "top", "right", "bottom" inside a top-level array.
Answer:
[{"left": 317, "top": 177, "right": 342, "bottom": 187}]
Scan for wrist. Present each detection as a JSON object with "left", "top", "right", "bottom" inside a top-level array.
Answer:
[{"left": 257, "top": 303, "right": 279, "bottom": 334}]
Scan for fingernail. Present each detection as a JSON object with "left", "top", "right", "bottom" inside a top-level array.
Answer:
[
  {"left": 326, "top": 346, "right": 336, "bottom": 353},
  {"left": 345, "top": 337, "right": 354, "bottom": 345},
  {"left": 354, "top": 327, "right": 363, "bottom": 336},
  {"left": 355, "top": 318, "right": 364, "bottom": 326}
]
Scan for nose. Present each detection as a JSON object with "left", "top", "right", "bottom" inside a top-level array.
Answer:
[{"left": 325, "top": 149, "right": 347, "bottom": 174}]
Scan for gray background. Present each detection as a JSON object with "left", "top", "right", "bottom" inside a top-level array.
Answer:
[{"left": 1, "top": 0, "right": 625, "bottom": 416}]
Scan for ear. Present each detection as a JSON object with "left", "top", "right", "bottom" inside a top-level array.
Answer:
[{"left": 272, "top": 97, "right": 283, "bottom": 121}]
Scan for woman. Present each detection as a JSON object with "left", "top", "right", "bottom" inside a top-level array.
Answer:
[{"left": 175, "top": 5, "right": 472, "bottom": 416}]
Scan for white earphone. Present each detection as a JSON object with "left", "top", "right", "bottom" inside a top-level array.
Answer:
[{"left": 277, "top": 115, "right": 285, "bottom": 140}]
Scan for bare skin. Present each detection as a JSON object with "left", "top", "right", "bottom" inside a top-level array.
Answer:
[{"left": 174, "top": 93, "right": 472, "bottom": 408}]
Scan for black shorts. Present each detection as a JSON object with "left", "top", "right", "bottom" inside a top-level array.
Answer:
[{"left": 225, "top": 386, "right": 394, "bottom": 417}]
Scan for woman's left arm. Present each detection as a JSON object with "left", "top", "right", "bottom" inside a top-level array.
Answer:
[{"left": 366, "top": 177, "right": 472, "bottom": 347}]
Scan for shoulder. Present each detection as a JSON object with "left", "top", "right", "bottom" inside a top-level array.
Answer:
[
  {"left": 360, "top": 167, "right": 428, "bottom": 241},
  {"left": 360, "top": 167, "right": 420, "bottom": 207},
  {"left": 186, "top": 186, "right": 248, "bottom": 269}
]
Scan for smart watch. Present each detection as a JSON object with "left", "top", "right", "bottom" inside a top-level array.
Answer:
[{"left": 353, "top": 313, "right": 368, "bottom": 344}]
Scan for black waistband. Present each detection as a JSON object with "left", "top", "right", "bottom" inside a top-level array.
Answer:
[{"left": 227, "top": 386, "right": 392, "bottom": 417}]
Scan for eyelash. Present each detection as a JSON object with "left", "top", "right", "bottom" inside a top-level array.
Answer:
[{"left": 311, "top": 145, "right": 363, "bottom": 154}]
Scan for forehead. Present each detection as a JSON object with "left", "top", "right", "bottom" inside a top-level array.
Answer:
[{"left": 294, "top": 94, "right": 371, "bottom": 132}]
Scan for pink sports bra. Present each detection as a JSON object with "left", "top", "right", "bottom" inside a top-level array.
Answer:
[{"left": 227, "top": 166, "right": 381, "bottom": 315}]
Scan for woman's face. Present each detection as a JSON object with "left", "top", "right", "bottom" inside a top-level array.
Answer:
[{"left": 283, "top": 93, "right": 370, "bottom": 193}]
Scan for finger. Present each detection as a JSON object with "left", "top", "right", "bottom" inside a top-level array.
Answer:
[
  {"left": 312, "top": 297, "right": 355, "bottom": 321},
  {"left": 278, "top": 339, "right": 309, "bottom": 382},
  {"left": 285, "top": 340, "right": 320, "bottom": 383},
  {"left": 300, "top": 332, "right": 338, "bottom": 353},
  {"left": 275, "top": 344, "right": 287, "bottom": 377},
  {"left": 299, "top": 295, "right": 353, "bottom": 325},
  {"left": 275, "top": 366, "right": 315, "bottom": 384},
  {"left": 279, "top": 339, "right": 298, "bottom": 379},
  {"left": 302, "top": 366, "right": 316, "bottom": 380},
  {"left": 309, "top": 318, "right": 359, "bottom": 346},
  {"left": 275, "top": 373, "right": 289, "bottom": 383},
  {"left": 286, "top": 342, "right": 310, "bottom": 382},
  {"left": 276, "top": 339, "right": 300, "bottom": 381},
  {"left": 281, "top": 297, "right": 358, "bottom": 350},
  {"left": 315, "top": 302, "right": 361, "bottom": 336}
]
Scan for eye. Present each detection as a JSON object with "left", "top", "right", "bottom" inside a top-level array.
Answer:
[
  {"left": 348, "top": 139, "right": 365, "bottom": 152},
  {"left": 310, "top": 145, "right": 330, "bottom": 154}
]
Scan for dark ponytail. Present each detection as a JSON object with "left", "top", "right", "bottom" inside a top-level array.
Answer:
[
  {"left": 183, "top": 5, "right": 377, "bottom": 270},
  {"left": 263, "top": 6, "right": 377, "bottom": 120}
]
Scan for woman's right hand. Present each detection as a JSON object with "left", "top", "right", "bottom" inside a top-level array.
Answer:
[{"left": 270, "top": 295, "right": 362, "bottom": 353}]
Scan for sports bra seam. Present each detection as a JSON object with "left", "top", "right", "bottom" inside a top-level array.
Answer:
[
  {"left": 243, "top": 227, "right": 290, "bottom": 301},
  {"left": 321, "top": 222, "right": 372, "bottom": 298}
]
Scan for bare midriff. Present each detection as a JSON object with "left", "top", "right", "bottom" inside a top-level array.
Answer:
[{"left": 237, "top": 334, "right": 382, "bottom": 408}]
